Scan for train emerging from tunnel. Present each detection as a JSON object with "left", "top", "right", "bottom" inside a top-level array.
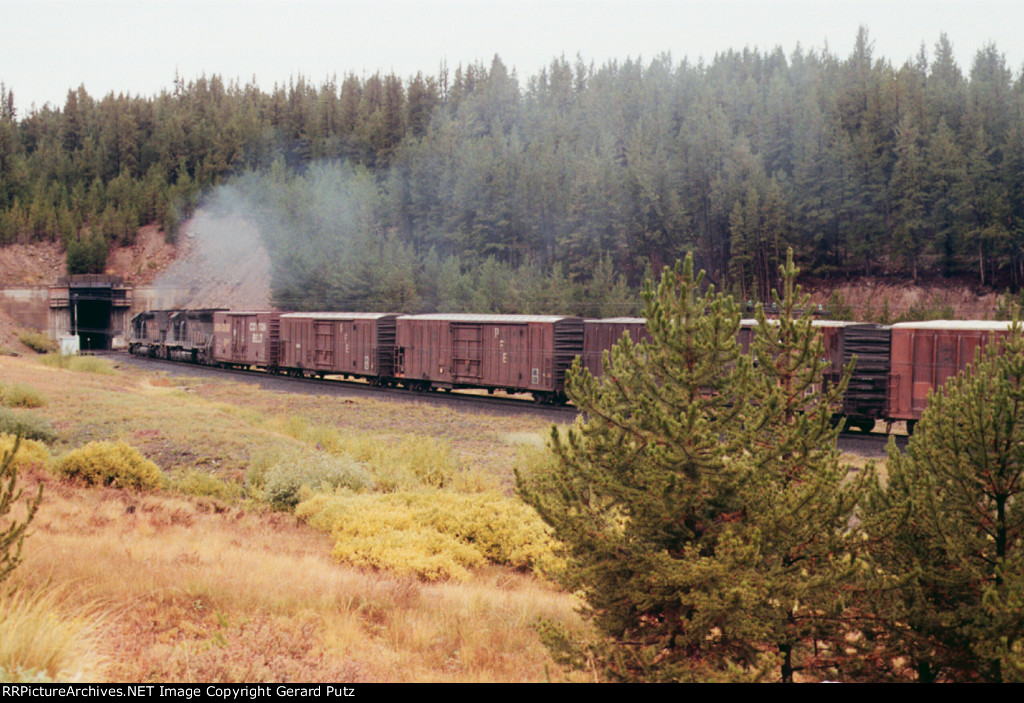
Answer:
[{"left": 128, "top": 308, "right": 1015, "bottom": 429}]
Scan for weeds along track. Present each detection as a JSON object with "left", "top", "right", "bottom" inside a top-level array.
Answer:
[{"left": 104, "top": 352, "right": 579, "bottom": 422}]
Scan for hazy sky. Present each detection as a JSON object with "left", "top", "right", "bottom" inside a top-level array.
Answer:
[{"left": 2, "top": 0, "right": 1022, "bottom": 112}]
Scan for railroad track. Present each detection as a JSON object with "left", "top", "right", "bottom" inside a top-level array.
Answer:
[{"left": 103, "top": 352, "right": 904, "bottom": 455}]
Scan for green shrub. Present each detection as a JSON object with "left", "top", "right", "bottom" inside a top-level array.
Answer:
[
  {"left": 0, "top": 383, "right": 46, "bottom": 408},
  {"left": 53, "top": 441, "right": 164, "bottom": 490},
  {"left": 331, "top": 522, "right": 485, "bottom": 582},
  {"left": 17, "top": 331, "right": 55, "bottom": 354},
  {"left": 327, "top": 433, "right": 458, "bottom": 490},
  {"left": 0, "top": 409, "right": 57, "bottom": 443},
  {"left": 278, "top": 420, "right": 460, "bottom": 491},
  {"left": 420, "top": 491, "right": 560, "bottom": 572},
  {"left": 894, "top": 296, "right": 957, "bottom": 323},
  {"left": 263, "top": 453, "right": 375, "bottom": 510},
  {"left": 826, "top": 290, "right": 856, "bottom": 321},
  {"left": 38, "top": 354, "right": 115, "bottom": 375},
  {"left": 171, "top": 469, "right": 243, "bottom": 502}
]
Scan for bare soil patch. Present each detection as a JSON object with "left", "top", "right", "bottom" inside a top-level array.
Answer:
[
  {"left": 0, "top": 240, "right": 65, "bottom": 286},
  {"left": 0, "top": 306, "right": 36, "bottom": 354},
  {"left": 104, "top": 225, "right": 180, "bottom": 286},
  {"left": 804, "top": 276, "right": 1002, "bottom": 320}
]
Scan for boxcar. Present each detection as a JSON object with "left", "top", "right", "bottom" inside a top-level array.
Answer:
[
  {"left": 277, "top": 312, "right": 399, "bottom": 381},
  {"left": 888, "top": 320, "right": 1012, "bottom": 430},
  {"left": 394, "top": 314, "right": 584, "bottom": 403},
  {"left": 581, "top": 318, "right": 649, "bottom": 378},
  {"left": 212, "top": 311, "right": 281, "bottom": 369}
]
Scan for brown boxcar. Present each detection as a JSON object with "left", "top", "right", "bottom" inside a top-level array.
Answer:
[
  {"left": 277, "top": 312, "right": 398, "bottom": 381},
  {"left": 212, "top": 311, "right": 281, "bottom": 369},
  {"left": 581, "top": 318, "right": 649, "bottom": 377},
  {"left": 888, "top": 320, "right": 1012, "bottom": 428},
  {"left": 394, "top": 314, "right": 584, "bottom": 403}
]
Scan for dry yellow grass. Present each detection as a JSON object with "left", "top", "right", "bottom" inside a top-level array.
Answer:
[
  {"left": 0, "top": 586, "right": 106, "bottom": 682},
  {"left": 11, "top": 481, "right": 582, "bottom": 682},
  {"left": 0, "top": 354, "right": 586, "bottom": 682}
]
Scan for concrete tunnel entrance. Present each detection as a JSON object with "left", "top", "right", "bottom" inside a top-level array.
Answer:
[{"left": 49, "top": 275, "right": 133, "bottom": 351}]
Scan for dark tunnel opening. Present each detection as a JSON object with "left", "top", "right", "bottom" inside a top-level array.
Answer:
[{"left": 71, "top": 288, "right": 113, "bottom": 351}]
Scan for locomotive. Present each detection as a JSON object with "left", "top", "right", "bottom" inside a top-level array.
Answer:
[{"left": 128, "top": 309, "right": 1014, "bottom": 429}]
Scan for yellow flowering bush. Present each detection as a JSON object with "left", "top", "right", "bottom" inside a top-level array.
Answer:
[
  {"left": 53, "top": 441, "right": 164, "bottom": 490},
  {"left": 296, "top": 490, "right": 560, "bottom": 581}
]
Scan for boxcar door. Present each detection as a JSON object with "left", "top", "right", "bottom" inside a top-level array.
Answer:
[
  {"left": 314, "top": 320, "right": 334, "bottom": 369},
  {"left": 452, "top": 323, "right": 483, "bottom": 382},
  {"left": 506, "top": 324, "right": 528, "bottom": 387},
  {"left": 231, "top": 315, "right": 248, "bottom": 357}
]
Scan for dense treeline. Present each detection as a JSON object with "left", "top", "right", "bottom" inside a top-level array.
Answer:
[{"left": 2, "top": 29, "right": 1024, "bottom": 307}]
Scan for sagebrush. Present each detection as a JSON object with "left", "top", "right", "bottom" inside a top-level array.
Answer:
[
  {"left": 53, "top": 441, "right": 165, "bottom": 490},
  {"left": 0, "top": 408, "right": 57, "bottom": 443},
  {"left": 0, "top": 383, "right": 46, "bottom": 409}
]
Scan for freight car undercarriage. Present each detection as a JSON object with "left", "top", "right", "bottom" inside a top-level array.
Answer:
[{"left": 129, "top": 344, "right": 571, "bottom": 405}]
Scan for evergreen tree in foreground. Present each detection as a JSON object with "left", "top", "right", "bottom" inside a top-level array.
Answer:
[
  {"left": 517, "top": 251, "right": 864, "bottom": 682},
  {"left": 863, "top": 319, "right": 1024, "bottom": 682},
  {"left": 1, "top": 435, "right": 42, "bottom": 586},
  {"left": 739, "top": 254, "right": 867, "bottom": 681}
]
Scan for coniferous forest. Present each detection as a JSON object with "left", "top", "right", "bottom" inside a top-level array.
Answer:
[{"left": 2, "top": 29, "right": 1024, "bottom": 313}]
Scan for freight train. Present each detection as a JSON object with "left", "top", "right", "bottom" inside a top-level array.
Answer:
[{"left": 128, "top": 309, "right": 1014, "bottom": 432}]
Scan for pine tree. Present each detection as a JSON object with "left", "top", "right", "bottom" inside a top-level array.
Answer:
[
  {"left": 1, "top": 435, "right": 43, "bottom": 586},
  {"left": 739, "top": 252, "right": 867, "bottom": 681},
  {"left": 864, "top": 319, "right": 1024, "bottom": 682},
  {"left": 517, "top": 252, "right": 863, "bottom": 682}
]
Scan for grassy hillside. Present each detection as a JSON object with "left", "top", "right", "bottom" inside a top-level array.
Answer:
[{"left": 0, "top": 354, "right": 588, "bottom": 682}]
